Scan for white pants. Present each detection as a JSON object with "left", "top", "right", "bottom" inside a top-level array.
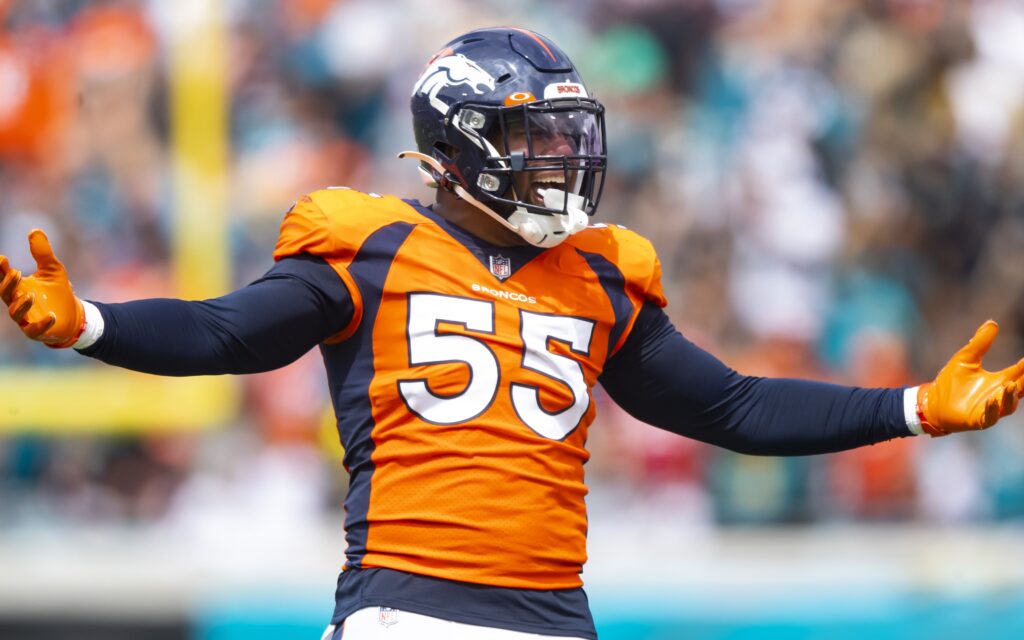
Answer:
[{"left": 323, "top": 607, "right": 589, "bottom": 639}]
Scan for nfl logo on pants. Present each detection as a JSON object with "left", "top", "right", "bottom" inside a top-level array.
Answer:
[{"left": 378, "top": 607, "right": 400, "bottom": 628}]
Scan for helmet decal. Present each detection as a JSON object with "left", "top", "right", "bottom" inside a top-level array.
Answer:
[
  {"left": 413, "top": 53, "right": 496, "bottom": 114},
  {"left": 511, "top": 27, "right": 558, "bottom": 63},
  {"left": 504, "top": 91, "right": 536, "bottom": 106},
  {"left": 543, "top": 83, "right": 588, "bottom": 99}
]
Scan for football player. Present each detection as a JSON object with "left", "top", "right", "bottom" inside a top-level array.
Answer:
[{"left": 2, "top": 28, "right": 1022, "bottom": 640}]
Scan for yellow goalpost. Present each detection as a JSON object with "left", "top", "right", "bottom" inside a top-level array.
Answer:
[{"left": 0, "top": 1, "right": 238, "bottom": 433}]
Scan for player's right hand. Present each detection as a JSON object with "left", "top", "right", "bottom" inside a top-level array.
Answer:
[{"left": 0, "top": 229, "right": 85, "bottom": 348}]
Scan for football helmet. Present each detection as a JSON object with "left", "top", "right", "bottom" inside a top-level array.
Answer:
[{"left": 400, "top": 28, "right": 606, "bottom": 248}]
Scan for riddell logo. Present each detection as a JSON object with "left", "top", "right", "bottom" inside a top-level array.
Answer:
[
  {"left": 472, "top": 283, "right": 537, "bottom": 304},
  {"left": 557, "top": 85, "right": 581, "bottom": 94}
]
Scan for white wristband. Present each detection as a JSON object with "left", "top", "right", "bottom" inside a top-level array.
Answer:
[
  {"left": 73, "top": 300, "right": 105, "bottom": 351},
  {"left": 904, "top": 386, "right": 923, "bottom": 436}
]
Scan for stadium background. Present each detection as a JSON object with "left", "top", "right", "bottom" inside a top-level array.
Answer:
[{"left": 1, "top": 0, "right": 1024, "bottom": 638}]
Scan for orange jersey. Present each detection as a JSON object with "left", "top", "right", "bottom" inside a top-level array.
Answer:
[{"left": 274, "top": 187, "right": 665, "bottom": 590}]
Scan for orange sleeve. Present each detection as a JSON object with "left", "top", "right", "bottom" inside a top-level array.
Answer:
[
  {"left": 569, "top": 224, "right": 667, "bottom": 355},
  {"left": 272, "top": 194, "right": 363, "bottom": 343},
  {"left": 618, "top": 230, "right": 667, "bottom": 310},
  {"left": 613, "top": 227, "right": 667, "bottom": 354},
  {"left": 273, "top": 195, "right": 335, "bottom": 260}
]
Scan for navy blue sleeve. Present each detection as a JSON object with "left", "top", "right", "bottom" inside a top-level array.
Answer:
[
  {"left": 78, "top": 255, "right": 353, "bottom": 376},
  {"left": 598, "top": 303, "right": 912, "bottom": 456}
]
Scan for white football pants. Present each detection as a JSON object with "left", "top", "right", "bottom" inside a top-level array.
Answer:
[{"left": 323, "top": 606, "right": 589, "bottom": 639}]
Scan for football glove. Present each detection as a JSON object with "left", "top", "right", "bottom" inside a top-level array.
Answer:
[
  {"left": 0, "top": 229, "right": 85, "bottom": 348},
  {"left": 917, "top": 320, "right": 1024, "bottom": 436}
]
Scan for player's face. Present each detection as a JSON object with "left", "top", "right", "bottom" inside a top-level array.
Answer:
[{"left": 489, "top": 109, "right": 601, "bottom": 208}]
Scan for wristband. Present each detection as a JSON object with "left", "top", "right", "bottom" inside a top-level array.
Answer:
[
  {"left": 73, "top": 300, "right": 105, "bottom": 350},
  {"left": 904, "top": 386, "right": 923, "bottom": 436}
]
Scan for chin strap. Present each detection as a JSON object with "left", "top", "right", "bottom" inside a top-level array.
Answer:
[{"left": 397, "top": 151, "right": 589, "bottom": 248}]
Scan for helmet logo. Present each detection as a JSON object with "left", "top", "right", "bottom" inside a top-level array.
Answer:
[
  {"left": 413, "top": 53, "right": 496, "bottom": 114},
  {"left": 543, "top": 82, "right": 588, "bottom": 99},
  {"left": 504, "top": 91, "right": 536, "bottom": 106}
]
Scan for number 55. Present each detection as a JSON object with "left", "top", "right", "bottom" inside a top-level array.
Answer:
[{"left": 397, "top": 293, "right": 595, "bottom": 440}]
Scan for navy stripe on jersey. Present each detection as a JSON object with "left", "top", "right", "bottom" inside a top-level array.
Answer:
[
  {"left": 320, "top": 222, "right": 415, "bottom": 569},
  {"left": 403, "top": 199, "right": 544, "bottom": 282},
  {"left": 574, "top": 249, "right": 633, "bottom": 357},
  {"left": 332, "top": 567, "right": 597, "bottom": 639}
]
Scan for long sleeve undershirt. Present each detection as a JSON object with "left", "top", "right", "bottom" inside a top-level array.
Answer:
[
  {"left": 80, "top": 255, "right": 910, "bottom": 454},
  {"left": 80, "top": 255, "right": 353, "bottom": 376},
  {"left": 598, "top": 302, "right": 910, "bottom": 455}
]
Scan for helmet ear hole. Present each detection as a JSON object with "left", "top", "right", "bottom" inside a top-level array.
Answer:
[
  {"left": 426, "top": 142, "right": 461, "bottom": 189},
  {"left": 433, "top": 142, "right": 459, "bottom": 162}
]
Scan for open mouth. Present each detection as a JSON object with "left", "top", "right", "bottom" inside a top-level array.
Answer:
[{"left": 529, "top": 179, "right": 566, "bottom": 205}]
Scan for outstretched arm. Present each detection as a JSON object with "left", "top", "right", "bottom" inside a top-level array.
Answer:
[
  {"left": 1, "top": 230, "right": 353, "bottom": 376},
  {"left": 599, "top": 303, "right": 1024, "bottom": 456}
]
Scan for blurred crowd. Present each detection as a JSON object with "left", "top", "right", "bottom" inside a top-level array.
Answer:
[{"left": 1, "top": 0, "right": 1024, "bottom": 532}]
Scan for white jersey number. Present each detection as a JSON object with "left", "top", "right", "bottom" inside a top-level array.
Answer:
[
  {"left": 398, "top": 294, "right": 500, "bottom": 424},
  {"left": 512, "top": 311, "right": 595, "bottom": 439},
  {"left": 397, "top": 293, "right": 595, "bottom": 440}
]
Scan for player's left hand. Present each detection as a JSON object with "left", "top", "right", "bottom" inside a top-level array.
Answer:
[
  {"left": 917, "top": 320, "right": 1024, "bottom": 436},
  {"left": 0, "top": 229, "right": 85, "bottom": 348}
]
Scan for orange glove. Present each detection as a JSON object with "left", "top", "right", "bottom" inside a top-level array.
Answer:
[
  {"left": 0, "top": 229, "right": 85, "bottom": 348},
  {"left": 917, "top": 320, "right": 1024, "bottom": 436}
]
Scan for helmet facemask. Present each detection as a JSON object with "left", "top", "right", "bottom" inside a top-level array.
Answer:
[
  {"left": 459, "top": 98, "right": 606, "bottom": 220},
  {"left": 403, "top": 28, "right": 607, "bottom": 248}
]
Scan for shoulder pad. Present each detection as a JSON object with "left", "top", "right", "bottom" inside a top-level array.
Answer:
[
  {"left": 272, "top": 188, "right": 426, "bottom": 345},
  {"left": 273, "top": 188, "right": 423, "bottom": 263},
  {"left": 567, "top": 224, "right": 667, "bottom": 308}
]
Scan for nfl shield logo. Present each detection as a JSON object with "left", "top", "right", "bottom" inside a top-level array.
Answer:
[
  {"left": 377, "top": 607, "right": 399, "bottom": 627},
  {"left": 489, "top": 254, "right": 511, "bottom": 280}
]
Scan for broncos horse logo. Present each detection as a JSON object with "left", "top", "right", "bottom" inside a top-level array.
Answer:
[{"left": 413, "top": 53, "right": 496, "bottom": 115}]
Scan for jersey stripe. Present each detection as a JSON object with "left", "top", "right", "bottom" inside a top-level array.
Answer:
[
  {"left": 574, "top": 249, "right": 634, "bottom": 357},
  {"left": 321, "top": 221, "right": 415, "bottom": 568}
]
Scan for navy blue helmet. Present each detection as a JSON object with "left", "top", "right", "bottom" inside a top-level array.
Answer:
[{"left": 405, "top": 28, "right": 606, "bottom": 245}]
